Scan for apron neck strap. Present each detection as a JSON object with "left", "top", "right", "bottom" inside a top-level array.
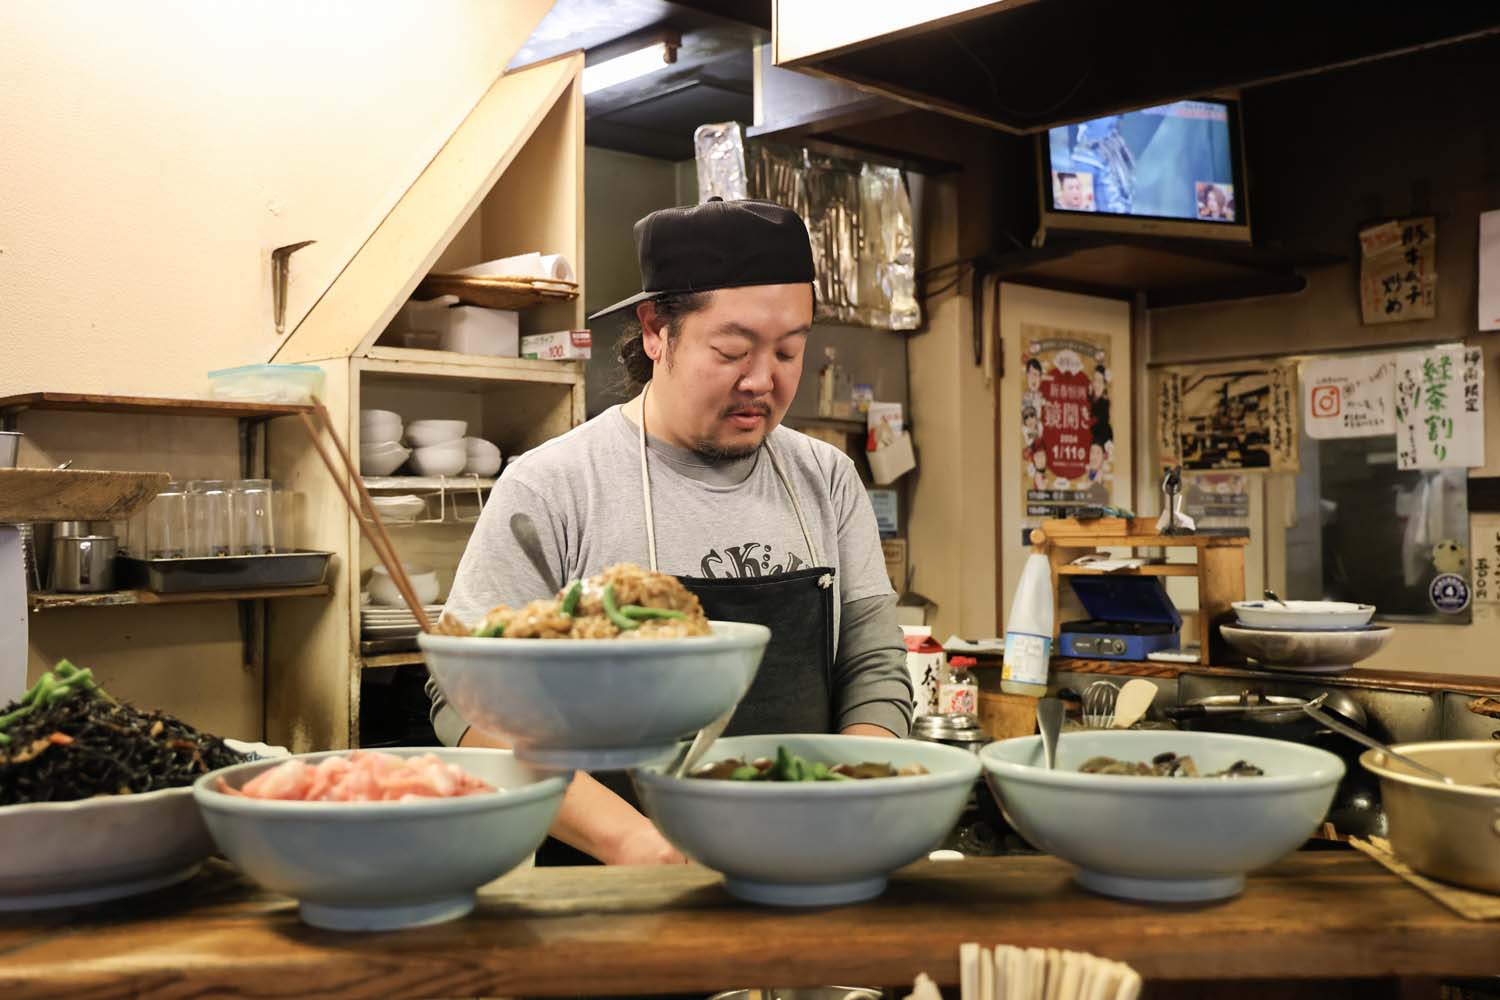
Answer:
[{"left": 637, "top": 382, "right": 822, "bottom": 571}]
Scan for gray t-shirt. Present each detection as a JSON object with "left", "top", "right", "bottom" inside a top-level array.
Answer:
[{"left": 430, "top": 405, "right": 912, "bottom": 742}]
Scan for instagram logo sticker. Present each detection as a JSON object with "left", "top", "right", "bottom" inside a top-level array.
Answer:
[{"left": 1310, "top": 384, "right": 1342, "bottom": 419}]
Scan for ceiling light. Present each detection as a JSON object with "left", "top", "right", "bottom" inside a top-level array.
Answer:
[{"left": 582, "top": 34, "right": 681, "bottom": 96}]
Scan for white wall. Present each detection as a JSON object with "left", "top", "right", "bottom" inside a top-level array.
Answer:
[
  {"left": 0, "top": 1, "right": 550, "bottom": 737},
  {"left": 0, "top": 0, "right": 549, "bottom": 398}
]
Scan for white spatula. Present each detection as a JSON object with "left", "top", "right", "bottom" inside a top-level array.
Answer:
[{"left": 1110, "top": 679, "right": 1157, "bottom": 729}]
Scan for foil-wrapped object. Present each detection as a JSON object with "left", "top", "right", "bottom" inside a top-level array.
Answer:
[
  {"left": 859, "top": 163, "right": 919, "bottom": 330},
  {"left": 693, "top": 124, "right": 919, "bottom": 331},
  {"left": 693, "top": 123, "right": 749, "bottom": 202}
]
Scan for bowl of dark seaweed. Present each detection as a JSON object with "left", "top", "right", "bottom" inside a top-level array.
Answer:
[
  {"left": 0, "top": 660, "right": 251, "bottom": 910},
  {"left": 980, "top": 730, "right": 1343, "bottom": 903},
  {"left": 633, "top": 734, "right": 979, "bottom": 906}
]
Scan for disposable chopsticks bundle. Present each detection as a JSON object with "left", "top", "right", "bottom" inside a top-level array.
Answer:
[
  {"left": 297, "top": 401, "right": 433, "bottom": 633},
  {"left": 905, "top": 943, "right": 1142, "bottom": 1000}
]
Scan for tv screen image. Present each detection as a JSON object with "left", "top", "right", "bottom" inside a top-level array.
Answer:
[{"left": 1046, "top": 100, "right": 1240, "bottom": 225}]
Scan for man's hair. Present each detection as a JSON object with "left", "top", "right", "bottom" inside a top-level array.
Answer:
[
  {"left": 1057, "top": 172, "right": 1078, "bottom": 184},
  {"left": 1026, "top": 358, "right": 1043, "bottom": 373},
  {"left": 1022, "top": 404, "right": 1037, "bottom": 420},
  {"left": 616, "top": 290, "right": 712, "bottom": 393}
]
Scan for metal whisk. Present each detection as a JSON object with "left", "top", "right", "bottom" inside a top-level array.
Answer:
[{"left": 1083, "top": 680, "right": 1119, "bottom": 729}]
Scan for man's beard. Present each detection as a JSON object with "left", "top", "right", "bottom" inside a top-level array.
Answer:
[
  {"left": 691, "top": 402, "right": 772, "bottom": 462},
  {"left": 690, "top": 437, "right": 762, "bottom": 462}
]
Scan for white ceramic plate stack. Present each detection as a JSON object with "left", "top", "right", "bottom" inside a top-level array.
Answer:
[
  {"left": 405, "top": 420, "right": 468, "bottom": 477},
  {"left": 360, "top": 409, "right": 410, "bottom": 476},
  {"left": 1221, "top": 600, "right": 1391, "bottom": 674},
  {"left": 361, "top": 604, "right": 446, "bottom": 641}
]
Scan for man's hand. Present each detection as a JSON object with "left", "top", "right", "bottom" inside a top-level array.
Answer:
[
  {"left": 603, "top": 821, "right": 688, "bottom": 866},
  {"left": 841, "top": 722, "right": 899, "bottom": 738}
]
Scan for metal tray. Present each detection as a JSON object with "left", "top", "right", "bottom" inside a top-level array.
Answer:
[{"left": 118, "top": 551, "right": 333, "bottom": 593}]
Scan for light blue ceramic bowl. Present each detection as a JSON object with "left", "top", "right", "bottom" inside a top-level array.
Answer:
[
  {"left": 193, "top": 748, "right": 570, "bottom": 931},
  {"left": 981, "top": 730, "right": 1343, "bottom": 902},
  {"left": 420, "top": 621, "right": 770, "bottom": 769},
  {"left": 634, "top": 734, "right": 980, "bottom": 906}
]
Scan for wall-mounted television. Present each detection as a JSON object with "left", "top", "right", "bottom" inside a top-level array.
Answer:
[{"left": 1038, "top": 98, "right": 1250, "bottom": 243}]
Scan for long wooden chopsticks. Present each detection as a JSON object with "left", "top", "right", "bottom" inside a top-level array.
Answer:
[{"left": 298, "top": 401, "right": 434, "bottom": 633}]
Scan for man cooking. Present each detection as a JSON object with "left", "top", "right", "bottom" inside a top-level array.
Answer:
[{"left": 428, "top": 198, "right": 914, "bottom": 866}]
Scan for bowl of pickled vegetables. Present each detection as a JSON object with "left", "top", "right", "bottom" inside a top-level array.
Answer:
[
  {"left": 980, "top": 730, "right": 1343, "bottom": 903},
  {"left": 633, "top": 733, "right": 980, "bottom": 906}
]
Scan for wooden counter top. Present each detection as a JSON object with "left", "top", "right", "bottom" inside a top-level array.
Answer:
[{"left": 0, "top": 853, "right": 1494, "bottom": 998}]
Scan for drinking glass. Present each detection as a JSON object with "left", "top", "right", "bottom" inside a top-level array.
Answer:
[
  {"left": 272, "top": 481, "right": 300, "bottom": 553},
  {"left": 230, "top": 479, "right": 276, "bottom": 556},
  {"left": 146, "top": 482, "right": 190, "bottom": 559},
  {"left": 187, "top": 480, "right": 233, "bottom": 557}
]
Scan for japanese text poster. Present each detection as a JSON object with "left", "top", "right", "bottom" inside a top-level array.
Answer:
[
  {"left": 1360, "top": 216, "right": 1436, "bottom": 325},
  {"left": 1393, "top": 345, "right": 1484, "bottom": 469},
  {"left": 1159, "top": 361, "right": 1299, "bottom": 473},
  {"left": 1302, "top": 354, "right": 1396, "bottom": 438},
  {"left": 1020, "top": 324, "right": 1115, "bottom": 517}
]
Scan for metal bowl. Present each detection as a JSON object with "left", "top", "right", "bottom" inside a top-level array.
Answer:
[
  {"left": 1359, "top": 741, "right": 1500, "bottom": 893},
  {"left": 1219, "top": 624, "right": 1394, "bottom": 672}
]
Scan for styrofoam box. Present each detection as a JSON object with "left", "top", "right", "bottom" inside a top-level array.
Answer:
[
  {"left": 442, "top": 307, "right": 519, "bottom": 357},
  {"left": 520, "top": 330, "right": 591, "bottom": 361}
]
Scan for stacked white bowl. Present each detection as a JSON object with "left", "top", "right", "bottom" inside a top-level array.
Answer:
[
  {"left": 405, "top": 419, "right": 468, "bottom": 477},
  {"left": 360, "top": 409, "right": 409, "bottom": 476},
  {"left": 463, "top": 437, "right": 503, "bottom": 477}
]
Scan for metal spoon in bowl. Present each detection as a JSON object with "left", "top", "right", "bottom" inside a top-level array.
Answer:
[
  {"left": 1264, "top": 589, "right": 1287, "bottom": 607},
  {"left": 1037, "top": 697, "right": 1065, "bottom": 770}
]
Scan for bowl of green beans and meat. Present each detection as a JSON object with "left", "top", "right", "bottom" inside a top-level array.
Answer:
[{"left": 633, "top": 734, "right": 979, "bottom": 906}]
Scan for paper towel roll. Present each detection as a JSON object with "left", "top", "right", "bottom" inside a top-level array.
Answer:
[
  {"left": 538, "top": 253, "right": 575, "bottom": 282},
  {"left": 453, "top": 252, "right": 573, "bottom": 282}
]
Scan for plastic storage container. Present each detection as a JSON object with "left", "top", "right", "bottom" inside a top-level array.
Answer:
[{"left": 208, "top": 364, "right": 325, "bottom": 404}]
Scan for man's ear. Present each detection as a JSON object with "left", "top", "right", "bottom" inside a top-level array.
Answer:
[{"left": 637, "top": 300, "right": 665, "bottom": 362}]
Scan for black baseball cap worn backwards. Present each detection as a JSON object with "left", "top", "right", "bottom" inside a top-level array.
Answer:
[{"left": 587, "top": 197, "right": 815, "bottom": 320}]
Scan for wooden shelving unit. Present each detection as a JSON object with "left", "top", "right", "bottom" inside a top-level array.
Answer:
[
  {"left": 0, "top": 469, "right": 169, "bottom": 524},
  {"left": 1032, "top": 517, "right": 1249, "bottom": 666},
  {"left": 29, "top": 585, "right": 331, "bottom": 611},
  {"left": 259, "top": 52, "right": 587, "bottom": 750},
  {"left": 1056, "top": 563, "right": 1199, "bottom": 577},
  {"left": 360, "top": 651, "right": 425, "bottom": 670},
  {"left": 0, "top": 393, "right": 314, "bottom": 424}
]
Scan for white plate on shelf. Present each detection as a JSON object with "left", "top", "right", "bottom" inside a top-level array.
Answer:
[
  {"left": 369, "top": 494, "right": 428, "bottom": 522},
  {"left": 1231, "top": 601, "right": 1374, "bottom": 631}
]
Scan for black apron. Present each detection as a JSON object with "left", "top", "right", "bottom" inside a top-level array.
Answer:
[{"left": 535, "top": 389, "right": 837, "bottom": 866}]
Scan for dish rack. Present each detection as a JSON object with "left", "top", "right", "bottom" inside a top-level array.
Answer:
[
  {"left": 364, "top": 475, "right": 491, "bottom": 525},
  {"left": 1030, "top": 517, "right": 1248, "bottom": 666}
]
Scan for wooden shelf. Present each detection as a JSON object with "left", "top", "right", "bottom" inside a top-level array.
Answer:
[
  {"left": 358, "top": 348, "right": 583, "bottom": 388},
  {"left": 0, "top": 392, "right": 314, "bottom": 421},
  {"left": 28, "top": 585, "right": 331, "bottom": 611},
  {"left": 1057, "top": 564, "right": 1199, "bottom": 577},
  {"left": 0, "top": 469, "right": 169, "bottom": 524},
  {"left": 360, "top": 652, "right": 425, "bottom": 670},
  {"left": 414, "top": 273, "right": 577, "bottom": 311}
]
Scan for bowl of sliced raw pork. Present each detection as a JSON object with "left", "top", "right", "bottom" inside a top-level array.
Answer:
[{"left": 193, "top": 747, "right": 570, "bottom": 931}]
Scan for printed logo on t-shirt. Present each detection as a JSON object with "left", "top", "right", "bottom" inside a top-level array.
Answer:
[{"left": 700, "top": 542, "right": 807, "bottom": 579}]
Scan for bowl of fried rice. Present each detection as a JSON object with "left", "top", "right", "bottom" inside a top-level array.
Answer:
[{"left": 419, "top": 565, "right": 770, "bottom": 769}]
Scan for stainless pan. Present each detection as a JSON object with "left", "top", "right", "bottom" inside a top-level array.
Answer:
[{"left": 1359, "top": 741, "right": 1500, "bottom": 893}]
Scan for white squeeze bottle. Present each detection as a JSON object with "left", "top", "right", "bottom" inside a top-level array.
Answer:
[{"left": 1001, "top": 552, "right": 1054, "bottom": 696}]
